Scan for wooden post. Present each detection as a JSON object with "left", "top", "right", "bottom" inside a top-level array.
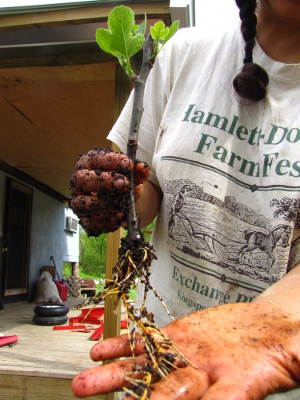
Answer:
[
  {"left": 103, "top": 65, "right": 130, "bottom": 400},
  {"left": 71, "top": 262, "right": 79, "bottom": 277}
]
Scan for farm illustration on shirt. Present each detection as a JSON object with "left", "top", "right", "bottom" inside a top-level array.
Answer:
[{"left": 165, "top": 179, "right": 298, "bottom": 285}]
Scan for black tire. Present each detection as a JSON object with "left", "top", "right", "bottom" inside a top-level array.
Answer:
[
  {"left": 34, "top": 304, "right": 69, "bottom": 317},
  {"left": 32, "top": 314, "right": 68, "bottom": 326}
]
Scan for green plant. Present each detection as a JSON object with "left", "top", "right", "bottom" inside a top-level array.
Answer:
[
  {"left": 79, "top": 227, "right": 107, "bottom": 277},
  {"left": 96, "top": 5, "right": 179, "bottom": 78},
  {"left": 63, "top": 262, "right": 72, "bottom": 277},
  {"left": 150, "top": 19, "right": 180, "bottom": 59}
]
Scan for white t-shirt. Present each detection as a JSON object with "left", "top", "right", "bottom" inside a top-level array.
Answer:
[{"left": 108, "top": 24, "right": 300, "bottom": 326}]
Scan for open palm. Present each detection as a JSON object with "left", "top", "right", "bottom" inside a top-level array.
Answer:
[{"left": 72, "top": 302, "right": 300, "bottom": 399}]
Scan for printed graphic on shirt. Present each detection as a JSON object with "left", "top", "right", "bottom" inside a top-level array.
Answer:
[{"left": 165, "top": 179, "right": 297, "bottom": 287}]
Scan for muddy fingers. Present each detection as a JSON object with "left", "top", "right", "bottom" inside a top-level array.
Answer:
[
  {"left": 72, "top": 354, "right": 147, "bottom": 397},
  {"left": 70, "top": 169, "right": 130, "bottom": 194},
  {"left": 75, "top": 147, "right": 133, "bottom": 171},
  {"left": 69, "top": 147, "right": 150, "bottom": 235}
]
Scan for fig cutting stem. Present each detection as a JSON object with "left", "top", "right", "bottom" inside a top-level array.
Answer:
[{"left": 126, "top": 34, "right": 154, "bottom": 240}]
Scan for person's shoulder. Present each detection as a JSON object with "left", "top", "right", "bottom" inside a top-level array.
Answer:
[
  {"left": 155, "top": 22, "right": 242, "bottom": 68},
  {"left": 168, "top": 26, "right": 207, "bottom": 47},
  {"left": 173, "top": 26, "right": 199, "bottom": 41},
  {"left": 168, "top": 22, "right": 240, "bottom": 50},
  {"left": 160, "top": 27, "right": 206, "bottom": 56}
]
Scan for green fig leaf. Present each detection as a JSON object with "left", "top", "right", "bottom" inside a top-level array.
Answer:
[{"left": 96, "top": 5, "right": 145, "bottom": 77}]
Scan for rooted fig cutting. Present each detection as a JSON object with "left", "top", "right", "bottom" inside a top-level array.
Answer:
[{"left": 70, "top": 8, "right": 183, "bottom": 399}]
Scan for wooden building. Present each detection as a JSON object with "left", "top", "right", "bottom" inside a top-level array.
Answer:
[{"left": 0, "top": 0, "right": 172, "bottom": 304}]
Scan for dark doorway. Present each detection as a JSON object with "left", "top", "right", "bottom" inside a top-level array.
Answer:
[{"left": 1, "top": 178, "right": 32, "bottom": 303}]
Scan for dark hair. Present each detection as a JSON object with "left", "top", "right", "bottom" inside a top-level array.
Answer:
[{"left": 233, "top": 0, "right": 269, "bottom": 101}]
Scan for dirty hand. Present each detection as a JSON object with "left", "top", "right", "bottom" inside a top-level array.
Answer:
[
  {"left": 72, "top": 302, "right": 300, "bottom": 399},
  {"left": 69, "top": 147, "right": 149, "bottom": 236}
]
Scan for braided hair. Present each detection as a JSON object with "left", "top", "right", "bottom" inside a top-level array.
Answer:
[{"left": 233, "top": 0, "right": 269, "bottom": 101}]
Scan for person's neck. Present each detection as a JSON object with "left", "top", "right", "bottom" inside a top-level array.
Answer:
[{"left": 256, "top": 9, "right": 300, "bottom": 64}]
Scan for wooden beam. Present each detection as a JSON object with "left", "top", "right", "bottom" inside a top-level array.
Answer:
[
  {"left": 0, "top": 2, "right": 170, "bottom": 31},
  {"left": 0, "top": 61, "right": 116, "bottom": 83},
  {"left": 0, "top": 41, "right": 115, "bottom": 68},
  {"left": 103, "top": 65, "right": 130, "bottom": 400},
  {"left": 103, "top": 65, "right": 130, "bottom": 342}
]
